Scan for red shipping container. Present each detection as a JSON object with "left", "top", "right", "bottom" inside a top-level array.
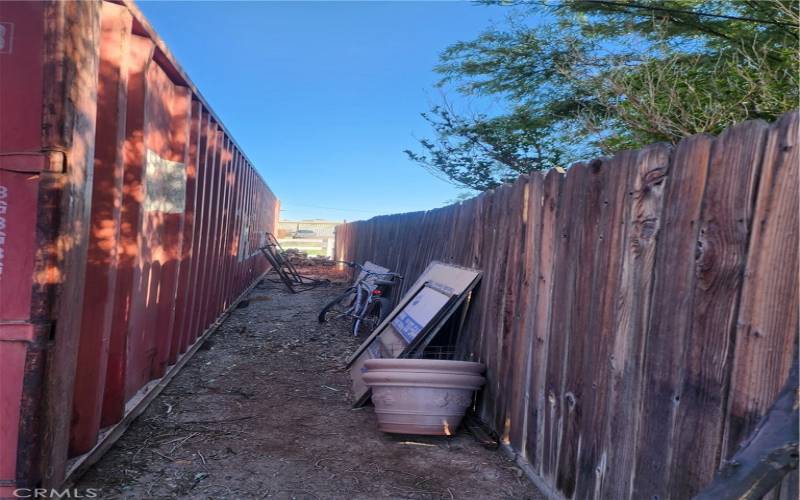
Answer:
[{"left": 0, "top": 1, "right": 279, "bottom": 494}]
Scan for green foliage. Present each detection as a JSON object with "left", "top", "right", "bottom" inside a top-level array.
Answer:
[
  {"left": 404, "top": 103, "right": 571, "bottom": 190},
  {"left": 406, "top": 0, "right": 799, "bottom": 191}
]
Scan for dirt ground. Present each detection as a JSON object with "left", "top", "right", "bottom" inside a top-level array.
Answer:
[{"left": 76, "top": 269, "right": 544, "bottom": 499}]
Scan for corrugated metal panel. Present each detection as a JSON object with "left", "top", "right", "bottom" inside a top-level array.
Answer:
[
  {"left": 69, "top": 1, "right": 131, "bottom": 456},
  {"left": 0, "top": 1, "right": 279, "bottom": 494}
]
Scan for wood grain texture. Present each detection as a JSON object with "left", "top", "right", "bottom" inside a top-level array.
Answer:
[
  {"left": 332, "top": 112, "right": 799, "bottom": 500},
  {"left": 574, "top": 154, "right": 631, "bottom": 500},
  {"left": 556, "top": 159, "right": 607, "bottom": 498},
  {"left": 597, "top": 143, "right": 671, "bottom": 500},
  {"left": 543, "top": 162, "right": 589, "bottom": 484},
  {"left": 660, "top": 120, "right": 768, "bottom": 499},
  {"left": 722, "top": 111, "right": 799, "bottom": 461},
  {"left": 621, "top": 134, "right": 713, "bottom": 499},
  {"left": 526, "top": 169, "right": 563, "bottom": 475},
  {"left": 508, "top": 174, "right": 543, "bottom": 455},
  {"left": 482, "top": 184, "right": 510, "bottom": 428},
  {"left": 499, "top": 177, "right": 530, "bottom": 447},
  {"left": 695, "top": 353, "right": 798, "bottom": 500}
]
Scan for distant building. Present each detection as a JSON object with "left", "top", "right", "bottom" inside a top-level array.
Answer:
[{"left": 277, "top": 219, "right": 342, "bottom": 238}]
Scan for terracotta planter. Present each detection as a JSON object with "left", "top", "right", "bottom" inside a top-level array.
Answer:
[{"left": 362, "top": 359, "right": 486, "bottom": 435}]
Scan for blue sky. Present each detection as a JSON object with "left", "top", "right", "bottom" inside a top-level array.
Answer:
[{"left": 138, "top": 1, "right": 510, "bottom": 222}]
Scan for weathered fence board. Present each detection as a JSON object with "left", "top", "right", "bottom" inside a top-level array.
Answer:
[
  {"left": 334, "top": 112, "right": 799, "bottom": 499},
  {"left": 499, "top": 177, "right": 529, "bottom": 446},
  {"left": 630, "top": 133, "right": 712, "bottom": 498},
  {"left": 526, "top": 169, "right": 563, "bottom": 476},
  {"left": 723, "top": 112, "right": 799, "bottom": 460},
  {"left": 574, "top": 154, "right": 630, "bottom": 499},
  {"left": 556, "top": 161, "right": 598, "bottom": 497},
  {"left": 507, "top": 175, "right": 539, "bottom": 454},
  {"left": 663, "top": 120, "right": 768, "bottom": 498}
]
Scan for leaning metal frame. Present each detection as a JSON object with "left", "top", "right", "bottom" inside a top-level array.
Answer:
[{"left": 259, "top": 232, "right": 327, "bottom": 293}]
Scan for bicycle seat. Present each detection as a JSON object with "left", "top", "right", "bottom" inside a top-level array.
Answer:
[{"left": 374, "top": 278, "right": 399, "bottom": 287}]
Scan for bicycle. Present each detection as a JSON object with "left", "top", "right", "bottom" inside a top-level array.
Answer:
[{"left": 317, "top": 261, "right": 403, "bottom": 336}]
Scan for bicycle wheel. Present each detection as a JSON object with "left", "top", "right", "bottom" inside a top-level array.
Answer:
[
  {"left": 318, "top": 287, "right": 357, "bottom": 323},
  {"left": 352, "top": 297, "right": 390, "bottom": 336}
]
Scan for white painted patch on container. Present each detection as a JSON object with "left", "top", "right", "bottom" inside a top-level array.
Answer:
[
  {"left": 0, "top": 184, "right": 7, "bottom": 278},
  {"left": 144, "top": 149, "right": 185, "bottom": 213},
  {"left": 0, "top": 22, "right": 15, "bottom": 55},
  {"left": 237, "top": 222, "right": 249, "bottom": 262}
]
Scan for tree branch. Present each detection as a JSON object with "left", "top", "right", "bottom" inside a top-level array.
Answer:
[{"left": 577, "top": 0, "right": 797, "bottom": 27}]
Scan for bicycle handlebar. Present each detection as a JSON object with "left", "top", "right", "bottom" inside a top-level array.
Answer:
[{"left": 335, "top": 260, "right": 403, "bottom": 280}]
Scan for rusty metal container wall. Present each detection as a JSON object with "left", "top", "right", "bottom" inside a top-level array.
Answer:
[
  {"left": 178, "top": 111, "right": 212, "bottom": 355},
  {"left": 168, "top": 100, "right": 202, "bottom": 366},
  {"left": 69, "top": 2, "right": 131, "bottom": 456},
  {"left": 0, "top": 0, "right": 101, "bottom": 492},
  {"left": 0, "top": 0, "right": 279, "bottom": 494},
  {"left": 0, "top": 2, "right": 47, "bottom": 494}
]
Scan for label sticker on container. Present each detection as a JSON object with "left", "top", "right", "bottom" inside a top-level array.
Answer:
[
  {"left": 0, "top": 22, "right": 14, "bottom": 54},
  {"left": 0, "top": 183, "right": 7, "bottom": 281},
  {"left": 144, "top": 149, "right": 185, "bottom": 213},
  {"left": 237, "top": 222, "right": 249, "bottom": 262}
]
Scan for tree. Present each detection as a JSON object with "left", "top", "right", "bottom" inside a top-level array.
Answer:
[
  {"left": 404, "top": 102, "right": 570, "bottom": 191},
  {"left": 406, "top": 0, "right": 799, "bottom": 191}
]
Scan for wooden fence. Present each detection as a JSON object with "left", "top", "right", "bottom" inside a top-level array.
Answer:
[{"left": 334, "top": 112, "right": 799, "bottom": 499}]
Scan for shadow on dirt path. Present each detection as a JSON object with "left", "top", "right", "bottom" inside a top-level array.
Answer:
[{"left": 76, "top": 269, "right": 545, "bottom": 499}]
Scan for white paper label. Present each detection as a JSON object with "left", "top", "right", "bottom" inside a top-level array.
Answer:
[
  {"left": 0, "top": 22, "right": 15, "bottom": 55},
  {"left": 145, "top": 149, "right": 185, "bottom": 213},
  {"left": 238, "top": 222, "right": 249, "bottom": 262}
]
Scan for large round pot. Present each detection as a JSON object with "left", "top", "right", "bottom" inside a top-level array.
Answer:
[{"left": 362, "top": 359, "right": 486, "bottom": 436}]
